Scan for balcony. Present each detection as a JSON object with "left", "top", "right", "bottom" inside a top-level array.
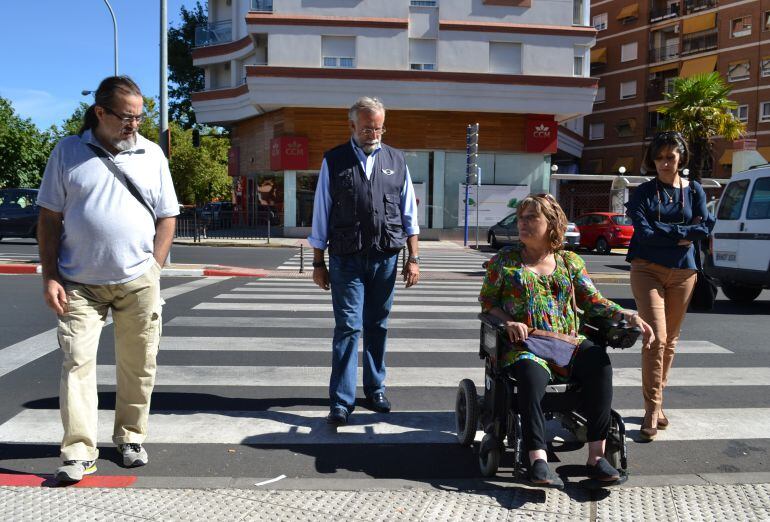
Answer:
[
  {"left": 195, "top": 20, "right": 232, "bottom": 47},
  {"left": 649, "top": 43, "right": 679, "bottom": 63},
  {"left": 681, "top": 30, "right": 718, "bottom": 56},
  {"left": 685, "top": 0, "right": 717, "bottom": 15},
  {"left": 650, "top": 4, "right": 680, "bottom": 23}
]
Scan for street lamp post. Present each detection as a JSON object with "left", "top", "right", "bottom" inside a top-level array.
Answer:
[{"left": 102, "top": 0, "right": 119, "bottom": 76}]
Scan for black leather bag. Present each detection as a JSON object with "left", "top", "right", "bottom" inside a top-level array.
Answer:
[{"left": 689, "top": 240, "right": 717, "bottom": 312}]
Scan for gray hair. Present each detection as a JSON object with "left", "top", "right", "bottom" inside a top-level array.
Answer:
[{"left": 348, "top": 97, "right": 385, "bottom": 122}]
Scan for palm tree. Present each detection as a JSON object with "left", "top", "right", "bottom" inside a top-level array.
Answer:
[{"left": 657, "top": 72, "right": 745, "bottom": 181}]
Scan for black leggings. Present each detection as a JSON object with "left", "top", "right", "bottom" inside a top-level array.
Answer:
[{"left": 511, "top": 341, "right": 613, "bottom": 452}]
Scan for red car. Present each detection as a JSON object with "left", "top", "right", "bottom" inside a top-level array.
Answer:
[{"left": 574, "top": 212, "right": 634, "bottom": 254}]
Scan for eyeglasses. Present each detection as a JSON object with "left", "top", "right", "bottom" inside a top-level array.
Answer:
[
  {"left": 359, "top": 127, "right": 386, "bottom": 137},
  {"left": 101, "top": 106, "right": 145, "bottom": 125}
]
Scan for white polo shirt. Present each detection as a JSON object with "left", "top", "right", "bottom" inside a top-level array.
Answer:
[{"left": 37, "top": 130, "right": 179, "bottom": 285}]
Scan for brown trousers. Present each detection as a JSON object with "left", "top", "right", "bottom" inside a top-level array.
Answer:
[{"left": 630, "top": 259, "right": 696, "bottom": 415}]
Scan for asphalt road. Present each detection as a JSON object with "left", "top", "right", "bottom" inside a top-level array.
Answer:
[{"left": 1, "top": 256, "right": 768, "bottom": 485}]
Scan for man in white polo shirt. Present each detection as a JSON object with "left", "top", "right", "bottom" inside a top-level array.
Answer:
[{"left": 37, "top": 76, "right": 179, "bottom": 483}]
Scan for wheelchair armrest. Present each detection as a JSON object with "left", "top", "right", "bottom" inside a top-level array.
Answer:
[{"left": 478, "top": 313, "right": 507, "bottom": 332}]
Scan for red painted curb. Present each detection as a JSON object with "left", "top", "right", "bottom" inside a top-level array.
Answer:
[
  {"left": 0, "top": 264, "right": 39, "bottom": 274},
  {"left": 0, "top": 472, "right": 136, "bottom": 488},
  {"left": 203, "top": 268, "right": 268, "bottom": 277}
]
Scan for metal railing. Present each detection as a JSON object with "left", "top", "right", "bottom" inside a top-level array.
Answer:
[
  {"left": 650, "top": 3, "right": 680, "bottom": 23},
  {"left": 649, "top": 43, "right": 679, "bottom": 63},
  {"left": 681, "top": 30, "right": 718, "bottom": 56},
  {"left": 174, "top": 209, "right": 279, "bottom": 242},
  {"left": 685, "top": 0, "right": 717, "bottom": 14},
  {"left": 194, "top": 19, "right": 232, "bottom": 47}
]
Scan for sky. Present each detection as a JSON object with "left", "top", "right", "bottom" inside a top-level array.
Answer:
[{"left": 0, "top": 0, "right": 200, "bottom": 130}]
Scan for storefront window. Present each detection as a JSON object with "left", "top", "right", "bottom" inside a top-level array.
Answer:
[
  {"left": 257, "top": 173, "right": 284, "bottom": 225},
  {"left": 296, "top": 173, "right": 318, "bottom": 227}
]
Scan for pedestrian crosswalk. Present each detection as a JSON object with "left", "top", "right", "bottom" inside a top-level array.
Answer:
[
  {"left": 0, "top": 276, "right": 768, "bottom": 464},
  {"left": 277, "top": 248, "right": 492, "bottom": 273}
]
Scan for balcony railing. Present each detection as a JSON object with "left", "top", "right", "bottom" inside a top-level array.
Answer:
[
  {"left": 681, "top": 30, "right": 718, "bottom": 56},
  {"left": 685, "top": 0, "right": 717, "bottom": 14},
  {"left": 195, "top": 19, "right": 232, "bottom": 47},
  {"left": 649, "top": 43, "right": 679, "bottom": 63},
  {"left": 650, "top": 3, "right": 680, "bottom": 23}
]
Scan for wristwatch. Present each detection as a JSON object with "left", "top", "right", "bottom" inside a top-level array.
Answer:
[
  {"left": 407, "top": 255, "right": 421, "bottom": 265},
  {"left": 312, "top": 260, "right": 326, "bottom": 268}
]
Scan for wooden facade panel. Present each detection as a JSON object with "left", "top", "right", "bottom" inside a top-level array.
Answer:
[{"left": 232, "top": 108, "right": 528, "bottom": 174}]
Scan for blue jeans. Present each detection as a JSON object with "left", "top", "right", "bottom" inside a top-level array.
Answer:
[{"left": 328, "top": 250, "right": 398, "bottom": 412}]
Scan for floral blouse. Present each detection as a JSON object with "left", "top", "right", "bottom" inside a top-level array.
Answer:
[{"left": 478, "top": 244, "right": 623, "bottom": 378}]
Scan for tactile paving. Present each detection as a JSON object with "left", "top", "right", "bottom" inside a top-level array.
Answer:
[
  {"left": 335, "top": 489, "right": 437, "bottom": 521},
  {"left": 670, "top": 484, "right": 759, "bottom": 522},
  {"left": 508, "top": 486, "right": 591, "bottom": 520},
  {"left": 209, "top": 487, "right": 273, "bottom": 503},
  {"left": 0, "top": 487, "right": 143, "bottom": 522},
  {"left": 259, "top": 489, "right": 356, "bottom": 516},
  {"left": 743, "top": 483, "right": 770, "bottom": 510},
  {"left": 76, "top": 486, "right": 191, "bottom": 519},
  {"left": 241, "top": 502, "right": 338, "bottom": 522},
  {"left": 419, "top": 493, "right": 510, "bottom": 522},
  {"left": 594, "top": 486, "right": 677, "bottom": 522},
  {"left": 151, "top": 488, "right": 266, "bottom": 521}
]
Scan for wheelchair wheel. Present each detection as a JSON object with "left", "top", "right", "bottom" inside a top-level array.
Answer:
[
  {"left": 479, "top": 433, "right": 502, "bottom": 477},
  {"left": 455, "top": 379, "right": 479, "bottom": 447}
]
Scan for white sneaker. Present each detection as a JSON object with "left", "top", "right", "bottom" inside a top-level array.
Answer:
[
  {"left": 118, "top": 443, "right": 148, "bottom": 467},
  {"left": 55, "top": 460, "right": 97, "bottom": 482}
]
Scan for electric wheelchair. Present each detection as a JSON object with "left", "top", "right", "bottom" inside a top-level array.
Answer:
[{"left": 454, "top": 313, "right": 641, "bottom": 484}]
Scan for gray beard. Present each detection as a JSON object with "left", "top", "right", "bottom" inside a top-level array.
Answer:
[
  {"left": 112, "top": 134, "right": 136, "bottom": 152},
  {"left": 353, "top": 136, "right": 379, "bottom": 155}
]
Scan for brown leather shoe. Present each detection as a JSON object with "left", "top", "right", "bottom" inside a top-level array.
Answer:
[
  {"left": 657, "top": 410, "right": 669, "bottom": 430},
  {"left": 640, "top": 411, "right": 658, "bottom": 441}
]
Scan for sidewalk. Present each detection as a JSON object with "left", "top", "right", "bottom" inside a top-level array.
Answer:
[{"left": 1, "top": 474, "right": 768, "bottom": 520}]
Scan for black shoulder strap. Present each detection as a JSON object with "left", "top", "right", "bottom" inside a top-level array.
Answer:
[{"left": 86, "top": 143, "right": 156, "bottom": 222}]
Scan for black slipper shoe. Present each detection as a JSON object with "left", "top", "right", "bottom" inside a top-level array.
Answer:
[
  {"left": 529, "top": 459, "right": 564, "bottom": 489},
  {"left": 587, "top": 457, "right": 620, "bottom": 482}
]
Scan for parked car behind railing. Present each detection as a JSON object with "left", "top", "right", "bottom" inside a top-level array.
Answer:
[{"left": 0, "top": 188, "right": 40, "bottom": 241}]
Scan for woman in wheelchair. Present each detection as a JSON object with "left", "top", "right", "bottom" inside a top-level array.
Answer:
[{"left": 479, "top": 194, "right": 653, "bottom": 488}]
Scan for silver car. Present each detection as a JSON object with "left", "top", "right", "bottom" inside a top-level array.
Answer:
[{"left": 487, "top": 212, "right": 580, "bottom": 250}]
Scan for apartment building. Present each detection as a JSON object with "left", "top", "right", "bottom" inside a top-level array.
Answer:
[
  {"left": 580, "top": 0, "right": 770, "bottom": 213},
  {"left": 191, "top": 0, "right": 597, "bottom": 236}
]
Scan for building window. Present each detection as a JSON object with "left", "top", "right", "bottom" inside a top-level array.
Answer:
[
  {"left": 489, "top": 42, "right": 522, "bottom": 74},
  {"left": 410, "top": 38, "right": 437, "bottom": 72},
  {"left": 574, "top": 55, "right": 584, "bottom": 76},
  {"left": 664, "top": 77, "right": 677, "bottom": 95},
  {"left": 410, "top": 0, "right": 437, "bottom": 6},
  {"left": 250, "top": 0, "right": 273, "bottom": 11},
  {"left": 595, "top": 86, "right": 606, "bottom": 103},
  {"left": 762, "top": 57, "right": 770, "bottom": 77},
  {"left": 764, "top": 11, "right": 770, "bottom": 31},
  {"left": 728, "top": 60, "right": 751, "bottom": 82},
  {"left": 759, "top": 102, "right": 770, "bottom": 122},
  {"left": 585, "top": 158, "right": 604, "bottom": 173},
  {"left": 621, "top": 42, "right": 638, "bottom": 62},
  {"left": 620, "top": 80, "right": 637, "bottom": 99},
  {"left": 731, "top": 16, "right": 752, "bottom": 38},
  {"left": 322, "top": 36, "right": 355, "bottom": 68},
  {"left": 589, "top": 122, "right": 605, "bottom": 140},
  {"left": 615, "top": 118, "right": 636, "bottom": 137},
  {"left": 593, "top": 13, "right": 608, "bottom": 30},
  {"left": 573, "top": 0, "right": 584, "bottom": 25},
  {"left": 730, "top": 104, "right": 749, "bottom": 122}
]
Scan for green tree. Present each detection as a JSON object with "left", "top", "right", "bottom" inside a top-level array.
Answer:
[
  {"left": 168, "top": 125, "right": 231, "bottom": 204},
  {"left": 657, "top": 72, "right": 745, "bottom": 181},
  {"left": 54, "top": 102, "right": 90, "bottom": 139},
  {"left": 168, "top": 1, "right": 206, "bottom": 129},
  {"left": 0, "top": 97, "right": 54, "bottom": 188}
]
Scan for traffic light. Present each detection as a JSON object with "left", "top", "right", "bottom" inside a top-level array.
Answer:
[
  {"left": 192, "top": 129, "right": 201, "bottom": 148},
  {"left": 466, "top": 123, "right": 479, "bottom": 185}
]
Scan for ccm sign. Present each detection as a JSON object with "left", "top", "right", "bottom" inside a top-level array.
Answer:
[
  {"left": 270, "top": 136, "right": 309, "bottom": 170},
  {"left": 525, "top": 116, "right": 557, "bottom": 153}
]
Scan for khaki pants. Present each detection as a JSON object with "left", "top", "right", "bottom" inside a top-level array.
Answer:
[
  {"left": 57, "top": 261, "right": 163, "bottom": 461},
  {"left": 630, "top": 259, "right": 696, "bottom": 415}
]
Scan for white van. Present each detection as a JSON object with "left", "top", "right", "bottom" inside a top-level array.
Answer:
[{"left": 706, "top": 167, "right": 770, "bottom": 302}]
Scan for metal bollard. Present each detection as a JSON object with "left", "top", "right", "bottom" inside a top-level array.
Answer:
[{"left": 299, "top": 244, "right": 304, "bottom": 273}]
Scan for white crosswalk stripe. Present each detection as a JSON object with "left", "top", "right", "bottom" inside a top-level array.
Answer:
[
  {"left": 276, "top": 249, "right": 491, "bottom": 273},
  {"left": 0, "top": 273, "right": 764, "bottom": 459}
]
